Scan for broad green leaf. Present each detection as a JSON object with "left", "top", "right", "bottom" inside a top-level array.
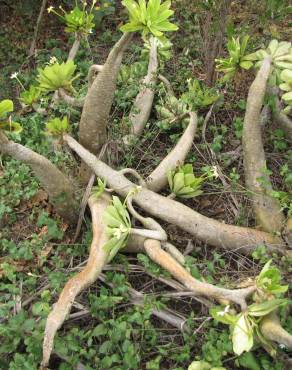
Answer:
[
  {"left": 240, "top": 61, "right": 253, "bottom": 70},
  {"left": 46, "top": 116, "right": 69, "bottom": 135},
  {"left": 267, "top": 39, "right": 279, "bottom": 56},
  {"left": 210, "top": 306, "right": 238, "bottom": 325},
  {"left": 0, "top": 99, "right": 13, "bottom": 120},
  {"left": 280, "top": 69, "right": 292, "bottom": 82},
  {"left": 232, "top": 314, "right": 253, "bottom": 355},
  {"left": 279, "top": 83, "right": 291, "bottom": 91},
  {"left": 0, "top": 121, "right": 22, "bottom": 133},
  {"left": 248, "top": 299, "right": 288, "bottom": 317},
  {"left": 282, "top": 91, "right": 292, "bottom": 102},
  {"left": 173, "top": 172, "right": 185, "bottom": 193},
  {"left": 188, "top": 361, "right": 211, "bottom": 370}
]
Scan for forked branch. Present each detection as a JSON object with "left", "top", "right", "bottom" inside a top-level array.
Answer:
[
  {"left": 63, "top": 134, "right": 285, "bottom": 254},
  {"left": 41, "top": 194, "right": 111, "bottom": 369}
]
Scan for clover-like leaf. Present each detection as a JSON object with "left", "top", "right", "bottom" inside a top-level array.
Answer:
[{"left": 120, "top": 0, "right": 178, "bottom": 39}]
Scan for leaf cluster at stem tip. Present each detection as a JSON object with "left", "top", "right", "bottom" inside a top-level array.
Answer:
[{"left": 120, "top": 0, "right": 178, "bottom": 40}]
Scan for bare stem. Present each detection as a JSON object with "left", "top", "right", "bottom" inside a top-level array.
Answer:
[
  {"left": 242, "top": 57, "right": 285, "bottom": 233},
  {"left": 144, "top": 239, "right": 255, "bottom": 310},
  {"left": 0, "top": 131, "right": 78, "bottom": 222},
  {"left": 41, "top": 194, "right": 111, "bottom": 368}
]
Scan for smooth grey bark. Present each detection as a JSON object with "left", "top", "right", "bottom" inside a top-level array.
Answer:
[
  {"left": 146, "top": 112, "right": 197, "bottom": 192},
  {"left": 129, "top": 38, "right": 158, "bottom": 137},
  {"left": 242, "top": 58, "right": 285, "bottom": 233},
  {"left": 0, "top": 131, "right": 78, "bottom": 223},
  {"left": 64, "top": 134, "right": 285, "bottom": 254},
  {"left": 79, "top": 33, "right": 133, "bottom": 155}
]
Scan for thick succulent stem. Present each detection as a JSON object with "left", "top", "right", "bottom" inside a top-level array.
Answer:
[
  {"left": 87, "top": 64, "right": 104, "bottom": 88},
  {"left": 271, "top": 93, "right": 292, "bottom": 142},
  {"left": 78, "top": 32, "right": 132, "bottom": 181},
  {"left": 41, "top": 194, "right": 111, "bottom": 369},
  {"left": 128, "top": 38, "right": 158, "bottom": 139},
  {"left": 58, "top": 88, "right": 85, "bottom": 107},
  {"left": 147, "top": 112, "right": 198, "bottom": 192},
  {"left": 64, "top": 134, "right": 285, "bottom": 254},
  {"left": 260, "top": 312, "right": 292, "bottom": 349},
  {"left": 0, "top": 131, "right": 78, "bottom": 223},
  {"left": 242, "top": 57, "right": 285, "bottom": 233},
  {"left": 144, "top": 239, "right": 255, "bottom": 309}
]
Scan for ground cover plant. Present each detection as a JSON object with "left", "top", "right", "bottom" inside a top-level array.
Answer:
[{"left": 0, "top": 0, "right": 292, "bottom": 369}]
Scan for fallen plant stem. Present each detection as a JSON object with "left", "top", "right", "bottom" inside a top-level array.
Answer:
[
  {"left": 143, "top": 239, "right": 255, "bottom": 310},
  {"left": 63, "top": 133, "right": 285, "bottom": 254},
  {"left": 0, "top": 131, "right": 78, "bottom": 222},
  {"left": 147, "top": 112, "right": 198, "bottom": 192},
  {"left": 41, "top": 194, "right": 111, "bottom": 368}
]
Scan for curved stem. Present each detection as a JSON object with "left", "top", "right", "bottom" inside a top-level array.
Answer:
[
  {"left": 67, "top": 34, "right": 81, "bottom": 62},
  {"left": 162, "top": 241, "right": 185, "bottom": 265},
  {"left": 272, "top": 92, "right": 292, "bottom": 142},
  {"left": 41, "top": 194, "right": 111, "bottom": 369},
  {"left": 58, "top": 88, "right": 85, "bottom": 107},
  {"left": 144, "top": 239, "right": 255, "bottom": 310},
  {"left": 78, "top": 33, "right": 132, "bottom": 158},
  {"left": 64, "top": 134, "right": 285, "bottom": 254},
  {"left": 147, "top": 112, "right": 198, "bottom": 192},
  {"left": 128, "top": 38, "right": 158, "bottom": 138},
  {"left": 242, "top": 57, "right": 285, "bottom": 233},
  {"left": 260, "top": 312, "right": 292, "bottom": 349},
  {"left": 88, "top": 64, "right": 104, "bottom": 88},
  {"left": 0, "top": 131, "right": 78, "bottom": 222},
  {"left": 158, "top": 74, "right": 175, "bottom": 96},
  {"left": 130, "top": 228, "right": 167, "bottom": 240},
  {"left": 119, "top": 168, "right": 147, "bottom": 187}
]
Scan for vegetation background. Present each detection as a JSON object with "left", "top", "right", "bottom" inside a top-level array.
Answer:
[{"left": 0, "top": 0, "right": 291, "bottom": 369}]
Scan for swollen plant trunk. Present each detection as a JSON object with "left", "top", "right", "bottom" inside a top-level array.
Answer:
[
  {"left": 147, "top": 112, "right": 198, "bottom": 192},
  {"left": 260, "top": 312, "right": 292, "bottom": 349},
  {"left": 0, "top": 132, "right": 78, "bottom": 223},
  {"left": 78, "top": 32, "right": 133, "bottom": 181},
  {"left": 242, "top": 58, "right": 285, "bottom": 233},
  {"left": 64, "top": 134, "right": 285, "bottom": 254},
  {"left": 128, "top": 38, "right": 158, "bottom": 138},
  {"left": 41, "top": 194, "right": 111, "bottom": 369}
]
